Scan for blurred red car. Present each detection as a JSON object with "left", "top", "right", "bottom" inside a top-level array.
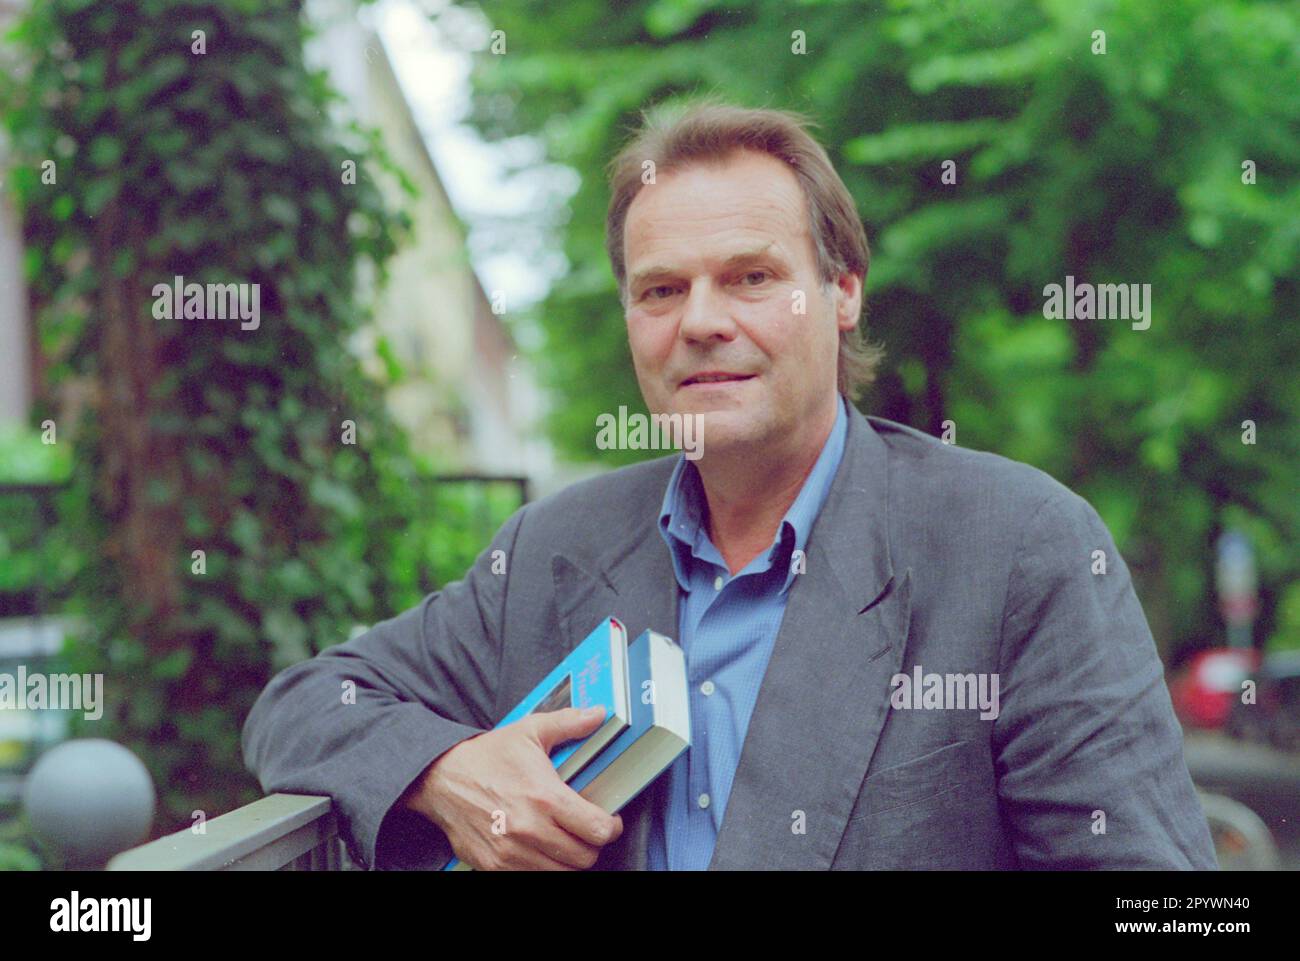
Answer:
[{"left": 1169, "top": 647, "right": 1261, "bottom": 729}]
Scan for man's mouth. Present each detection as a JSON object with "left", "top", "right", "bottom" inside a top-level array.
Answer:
[{"left": 680, "top": 372, "right": 756, "bottom": 387}]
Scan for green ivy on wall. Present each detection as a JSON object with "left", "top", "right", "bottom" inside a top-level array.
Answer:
[{"left": 0, "top": 0, "right": 489, "bottom": 852}]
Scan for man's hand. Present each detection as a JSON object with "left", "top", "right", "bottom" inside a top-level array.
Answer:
[{"left": 403, "top": 706, "right": 624, "bottom": 870}]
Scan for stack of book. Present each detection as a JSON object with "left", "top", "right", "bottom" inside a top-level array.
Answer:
[{"left": 442, "top": 616, "right": 690, "bottom": 870}]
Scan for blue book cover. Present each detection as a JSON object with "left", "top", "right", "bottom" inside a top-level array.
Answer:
[
  {"left": 568, "top": 629, "right": 656, "bottom": 794},
  {"left": 441, "top": 615, "right": 631, "bottom": 870},
  {"left": 569, "top": 629, "right": 689, "bottom": 810}
]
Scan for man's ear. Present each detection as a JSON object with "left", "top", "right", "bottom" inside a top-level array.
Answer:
[{"left": 832, "top": 272, "right": 864, "bottom": 333}]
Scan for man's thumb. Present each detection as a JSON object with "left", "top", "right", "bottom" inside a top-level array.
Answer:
[{"left": 532, "top": 705, "right": 606, "bottom": 751}]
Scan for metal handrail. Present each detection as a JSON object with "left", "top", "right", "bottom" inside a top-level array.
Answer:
[{"left": 107, "top": 793, "right": 344, "bottom": 871}]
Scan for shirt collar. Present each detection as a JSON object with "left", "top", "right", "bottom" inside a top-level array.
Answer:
[{"left": 657, "top": 396, "right": 849, "bottom": 594}]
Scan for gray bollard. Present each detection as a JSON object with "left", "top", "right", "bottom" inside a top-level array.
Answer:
[{"left": 22, "top": 738, "right": 155, "bottom": 870}]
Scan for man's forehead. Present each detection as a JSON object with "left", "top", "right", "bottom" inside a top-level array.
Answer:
[
  {"left": 625, "top": 223, "right": 813, "bottom": 285},
  {"left": 624, "top": 157, "right": 813, "bottom": 278}
]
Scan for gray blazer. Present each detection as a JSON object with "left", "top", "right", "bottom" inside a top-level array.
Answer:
[{"left": 242, "top": 405, "right": 1218, "bottom": 870}]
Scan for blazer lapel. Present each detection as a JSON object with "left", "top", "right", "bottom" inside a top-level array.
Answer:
[{"left": 708, "top": 407, "right": 912, "bottom": 870}]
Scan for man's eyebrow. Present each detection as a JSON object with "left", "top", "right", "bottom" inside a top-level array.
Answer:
[{"left": 627, "top": 242, "right": 781, "bottom": 289}]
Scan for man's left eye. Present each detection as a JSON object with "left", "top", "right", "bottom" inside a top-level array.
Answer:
[{"left": 740, "top": 270, "right": 769, "bottom": 285}]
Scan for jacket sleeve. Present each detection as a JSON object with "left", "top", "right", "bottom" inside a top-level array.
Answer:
[
  {"left": 240, "top": 504, "right": 530, "bottom": 870},
  {"left": 991, "top": 487, "right": 1219, "bottom": 869}
]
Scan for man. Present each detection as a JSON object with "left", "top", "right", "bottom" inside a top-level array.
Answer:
[{"left": 242, "top": 100, "right": 1218, "bottom": 870}]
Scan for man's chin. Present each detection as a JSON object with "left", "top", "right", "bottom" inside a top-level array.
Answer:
[{"left": 685, "top": 409, "right": 768, "bottom": 458}]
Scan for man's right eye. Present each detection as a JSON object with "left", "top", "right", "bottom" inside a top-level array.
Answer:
[{"left": 643, "top": 285, "right": 676, "bottom": 301}]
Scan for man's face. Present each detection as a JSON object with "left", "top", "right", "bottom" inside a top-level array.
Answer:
[{"left": 622, "top": 149, "right": 861, "bottom": 457}]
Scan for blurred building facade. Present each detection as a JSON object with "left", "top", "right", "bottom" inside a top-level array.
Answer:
[{"left": 305, "top": 0, "right": 555, "bottom": 487}]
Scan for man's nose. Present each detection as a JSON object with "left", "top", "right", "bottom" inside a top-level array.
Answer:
[{"left": 678, "top": 281, "right": 738, "bottom": 343}]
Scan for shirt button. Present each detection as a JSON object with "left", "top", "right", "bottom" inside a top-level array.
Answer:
[
  {"left": 700, "top": 680, "right": 715, "bottom": 696},
  {"left": 698, "top": 793, "right": 711, "bottom": 809},
  {"left": 713, "top": 575, "right": 723, "bottom": 591}
]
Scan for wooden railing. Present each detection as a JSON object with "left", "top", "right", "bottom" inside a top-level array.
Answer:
[{"left": 107, "top": 794, "right": 346, "bottom": 871}]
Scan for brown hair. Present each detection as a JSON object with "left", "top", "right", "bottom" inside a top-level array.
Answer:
[{"left": 605, "top": 96, "right": 884, "bottom": 400}]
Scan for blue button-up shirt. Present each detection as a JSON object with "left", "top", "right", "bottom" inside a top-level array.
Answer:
[{"left": 646, "top": 396, "right": 848, "bottom": 870}]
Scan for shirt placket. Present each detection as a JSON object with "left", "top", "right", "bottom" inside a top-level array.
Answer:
[{"left": 686, "top": 565, "right": 730, "bottom": 852}]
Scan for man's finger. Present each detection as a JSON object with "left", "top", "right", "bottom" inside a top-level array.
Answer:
[
  {"left": 548, "top": 788, "right": 623, "bottom": 848},
  {"left": 527, "top": 705, "right": 607, "bottom": 752},
  {"left": 473, "top": 822, "right": 600, "bottom": 870}
]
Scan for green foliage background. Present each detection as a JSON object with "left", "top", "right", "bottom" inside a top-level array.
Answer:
[
  {"left": 0, "top": 0, "right": 519, "bottom": 866},
  {"left": 446, "top": 0, "right": 1299, "bottom": 657},
  {"left": 0, "top": 0, "right": 1295, "bottom": 868}
]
